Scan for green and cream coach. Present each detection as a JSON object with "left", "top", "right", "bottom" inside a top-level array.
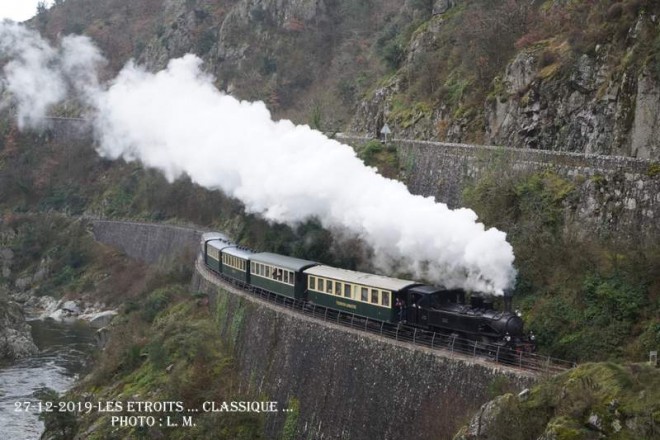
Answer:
[{"left": 304, "top": 265, "right": 420, "bottom": 321}]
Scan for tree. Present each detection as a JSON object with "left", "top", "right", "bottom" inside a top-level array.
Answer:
[{"left": 36, "top": 1, "right": 48, "bottom": 24}]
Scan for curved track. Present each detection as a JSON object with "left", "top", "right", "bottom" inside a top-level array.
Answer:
[{"left": 195, "top": 257, "right": 574, "bottom": 376}]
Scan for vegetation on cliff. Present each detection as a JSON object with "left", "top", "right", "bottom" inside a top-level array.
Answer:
[
  {"left": 48, "top": 281, "right": 264, "bottom": 439},
  {"left": 23, "top": 0, "right": 659, "bottom": 158},
  {"left": 454, "top": 362, "right": 660, "bottom": 439},
  {"left": 463, "top": 168, "right": 659, "bottom": 363}
]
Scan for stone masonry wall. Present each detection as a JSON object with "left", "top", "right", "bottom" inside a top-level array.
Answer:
[
  {"left": 91, "top": 220, "right": 206, "bottom": 265},
  {"left": 338, "top": 135, "right": 659, "bottom": 238}
]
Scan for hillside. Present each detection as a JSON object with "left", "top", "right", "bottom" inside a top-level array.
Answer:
[{"left": 29, "top": 0, "right": 660, "bottom": 159}]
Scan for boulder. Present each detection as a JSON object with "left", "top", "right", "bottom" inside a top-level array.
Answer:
[{"left": 86, "top": 310, "right": 118, "bottom": 329}]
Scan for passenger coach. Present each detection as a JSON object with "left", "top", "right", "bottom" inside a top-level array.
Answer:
[
  {"left": 221, "top": 246, "right": 255, "bottom": 284},
  {"left": 202, "top": 232, "right": 234, "bottom": 273},
  {"left": 249, "top": 253, "right": 317, "bottom": 300},
  {"left": 304, "top": 265, "right": 420, "bottom": 321}
]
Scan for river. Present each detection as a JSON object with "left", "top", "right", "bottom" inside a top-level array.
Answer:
[{"left": 0, "top": 319, "right": 96, "bottom": 440}]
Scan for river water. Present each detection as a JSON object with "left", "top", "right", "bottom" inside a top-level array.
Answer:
[{"left": 0, "top": 319, "right": 96, "bottom": 440}]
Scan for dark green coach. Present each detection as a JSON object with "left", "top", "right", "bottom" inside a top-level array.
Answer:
[
  {"left": 221, "top": 246, "right": 255, "bottom": 284},
  {"left": 250, "top": 252, "right": 317, "bottom": 300}
]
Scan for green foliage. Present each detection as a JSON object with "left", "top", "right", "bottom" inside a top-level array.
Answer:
[
  {"left": 35, "top": 388, "right": 78, "bottom": 440},
  {"left": 141, "top": 285, "right": 182, "bottom": 323},
  {"left": 259, "top": 55, "right": 277, "bottom": 75},
  {"left": 82, "top": 290, "right": 264, "bottom": 439},
  {"left": 647, "top": 162, "right": 660, "bottom": 178},
  {"left": 196, "top": 30, "right": 216, "bottom": 55},
  {"left": 280, "top": 397, "right": 300, "bottom": 440},
  {"left": 357, "top": 140, "right": 399, "bottom": 179},
  {"left": 487, "top": 376, "right": 515, "bottom": 399},
  {"left": 120, "top": 343, "right": 145, "bottom": 372},
  {"left": 358, "top": 140, "right": 384, "bottom": 163},
  {"left": 460, "top": 362, "right": 660, "bottom": 440},
  {"left": 513, "top": 171, "right": 575, "bottom": 234},
  {"left": 309, "top": 101, "right": 323, "bottom": 131},
  {"left": 442, "top": 73, "right": 471, "bottom": 107},
  {"left": 409, "top": 0, "right": 434, "bottom": 18},
  {"left": 376, "top": 22, "right": 405, "bottom": 70},
  {"left": 527, "top": 271, "right": 650, "bottom": 361},
  {"left": 583, "top": 274, "right": 645, "bottom": 323},
  {"left": 463, "top": 168, "right": 657, "bottom": 362}
]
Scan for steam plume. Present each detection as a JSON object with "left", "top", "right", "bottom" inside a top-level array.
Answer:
[{"left": 0, "top": 24, "right": 516, "bottom": 294}]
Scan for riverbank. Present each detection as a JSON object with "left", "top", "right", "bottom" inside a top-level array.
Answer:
[{"left": 0, "top": 318, "right": 96, "bottom": 440}]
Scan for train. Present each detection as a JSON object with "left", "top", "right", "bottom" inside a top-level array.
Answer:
[{"left": 200, "top": 232, "right": 535, "bottom": 353}]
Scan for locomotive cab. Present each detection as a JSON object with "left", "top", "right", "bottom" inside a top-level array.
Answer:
[{"left": 402, "top": 285, "right": 466, "bottom": 328}]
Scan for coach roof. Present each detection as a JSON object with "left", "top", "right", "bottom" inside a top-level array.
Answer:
[
  {"left": 304, "top": 265, "right": 419, "bottom": 292},
  {"left": 222, "top": 246, "right": 255, "bottom": 259},
  {"left": 208, "top": 240, "right": 235, "bottom": 251},
  {"left": 251, "top": 252, "right": 318, "bottom": 272},
  {"left": 201, "top": 232, "right": 230, "bottom": 243}
]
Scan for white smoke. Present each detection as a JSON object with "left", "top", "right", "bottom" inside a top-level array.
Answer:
[
  {"left": 0, "top": 22, "right": 103, "bottom": 128},
  {"left": 0, "top": 25, "right": 516, "bottom": 294}
]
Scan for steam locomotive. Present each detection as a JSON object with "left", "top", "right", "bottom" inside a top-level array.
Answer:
[{"left": 201, "top": 232, "right": 535, "bottom": 352}]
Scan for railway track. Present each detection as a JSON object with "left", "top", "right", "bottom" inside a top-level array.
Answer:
[{"left": 196, "top": 257, "right": 575, "bottom": 376}]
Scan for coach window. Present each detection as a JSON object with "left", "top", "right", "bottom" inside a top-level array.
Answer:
[
  {"left": 344, "top": 284, "right": 351, "bottom": 298},
  {"left": 334, "top": 282, "right": 341, "bottom": 296},
  {"left": 326, "top": 280, "right": 333, "bottom": 294},
  {"left": 309, "top": 277, "right": 316, "bottom": 290},
  {"left": 371, "top": 289, "right": 379, "bottom": 304},
  {"left": 361, "top": 287, "right": 368, "bottom": 302},
  {"left": 317, "top": 278, "right": 324, "bottom": 292},
  {"left": 284, "top": 271, "right": 289, "bottom": 284},
  {"left": 381, "top": 291, "right": 390, "bottom": 307},
  {"left": 288, "top": 271, "right": 294, "bottom": 284}
]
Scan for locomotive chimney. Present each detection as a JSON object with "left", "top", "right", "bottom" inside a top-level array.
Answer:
[{"left": 503, "top": 289, "right": 513, "bottom": 312}]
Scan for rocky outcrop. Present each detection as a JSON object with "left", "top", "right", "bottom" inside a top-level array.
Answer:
[
  {"left": 0, "top": 293, "right": 38, "bottom": 363},
  {"left": 484, "top": 44, "right": 638, "bottom": 156},
  {"left": 349, "top": 6, "right": 660, "bottom": 160},
  {"left": 453, "top": 363, "right": 660, "bottom": 440},
  {"left": 484, "top": 14, "right": 660, "bottom": 161}
]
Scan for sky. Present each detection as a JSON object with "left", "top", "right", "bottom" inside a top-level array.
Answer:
[{"left": 0, "top": 1, "right": 51, "bottom": 22}]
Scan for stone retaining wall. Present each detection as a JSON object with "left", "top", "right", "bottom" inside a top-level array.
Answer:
[{"left": 339, "top": 135, "right": 659, "bottom": 237}]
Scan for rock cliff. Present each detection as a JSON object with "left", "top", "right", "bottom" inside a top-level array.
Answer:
[
  {"left": 0, "top": 291, "right": 38, "bottom": 363},
  {"left": 37, "top": 1, "right": 660, "bottom": 158}
]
